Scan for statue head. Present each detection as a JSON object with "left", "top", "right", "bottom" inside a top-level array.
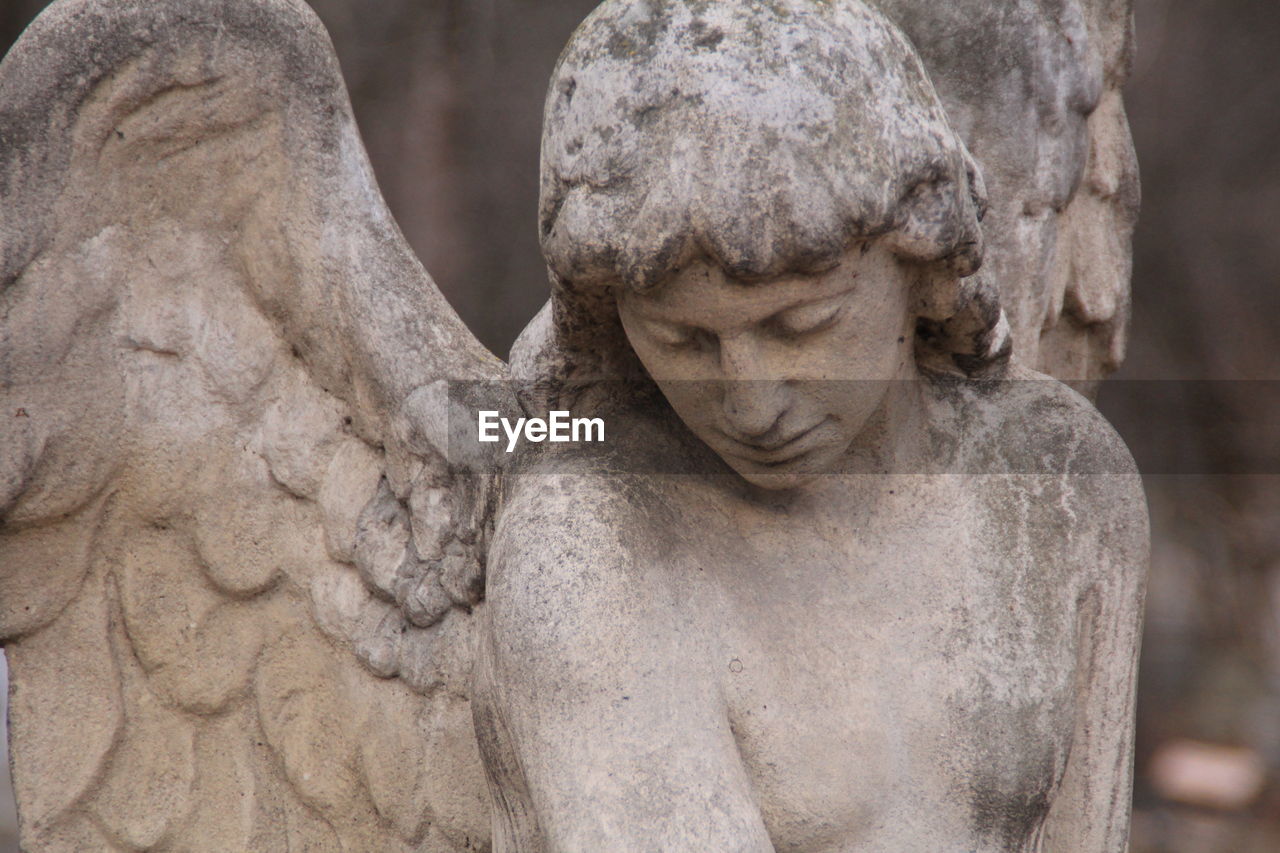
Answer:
[{"left": 532, "top": 0, "right": 1009, "bottom": 488}]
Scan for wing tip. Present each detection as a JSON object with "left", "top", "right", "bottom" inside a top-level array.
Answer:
[{"left": 0, "top": 0, "right": 340, "bottom": 287}]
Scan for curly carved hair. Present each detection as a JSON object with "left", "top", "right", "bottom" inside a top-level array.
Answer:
[{"left": 518, "top": 0, "right": 1009, "bottom": 410}]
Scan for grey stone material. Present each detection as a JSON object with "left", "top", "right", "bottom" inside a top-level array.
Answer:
[
  {"left": 1, "top": 0, "right": 1144, "bottom": 850},
  {"left": 488, "top": 5, "right": 1144, "bottom": 849},
  {"left": 872, "top": 0, "right": 1140, "bottom": 392},
  {"left": 1, "top": 0, "right": 503, "bottom": 848}
]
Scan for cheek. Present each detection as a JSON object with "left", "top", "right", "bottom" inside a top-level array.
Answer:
[
  {"left": 632, "top": 345, "right": 684, "bottom": 382},
  {"left": 619, "top": 313, "right": 705, "bottom": 383},
  {"left": 652, "top": 378, "right": 717, "bottom": 427},
  {"left": 797, "top": 380, "right": 886, "bottom": 427},
  {"left": 621, "top": 330, "right": 724, "bottom": 431},
  {"left": 800, "top": 327, "right": 908, "bottom": 384},
  {"left": 828, "top": 303, "right": 915, "bottom": 379}
]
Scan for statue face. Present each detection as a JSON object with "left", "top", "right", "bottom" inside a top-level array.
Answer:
[{"left": 617, "top": 244, "right": 917, "bottom": 490}]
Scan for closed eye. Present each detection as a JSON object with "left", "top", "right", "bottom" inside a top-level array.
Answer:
[
  {"left": 764, "top": 299, "right": 846, "bottom": 338},
  {"left": 643, "top": 320, "right": 716, "bottom": 352}
]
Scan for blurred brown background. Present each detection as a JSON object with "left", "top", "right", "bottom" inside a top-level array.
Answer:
[{"left": 2, "top": 1, "right": 1278, "bottom": 851}]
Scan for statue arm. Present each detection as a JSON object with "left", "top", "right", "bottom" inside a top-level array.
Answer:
[
  {"left": 474, "top": 476, "right": 775, "bottom": 853},
  {"left": 1041, "top": 470, "right": 1149, "bottom": 851}
]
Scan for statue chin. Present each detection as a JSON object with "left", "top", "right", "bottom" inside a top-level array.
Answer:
[
  {"left": 711, "top": 440, "right": 819, "bottom": 489},
  {"left": 723, "top": 458, "right": 822, "bottom": 492},
  {"left": 706, "top": 434, "right": 852, "bottom": 492}
]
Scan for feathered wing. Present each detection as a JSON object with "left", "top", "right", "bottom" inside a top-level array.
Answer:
[
  {"left": 871, "top": 0, "right": 1139, "bottom": 390},
  {"left": 1036, "top": 0, "right": 1141, "bottom": 385},
  {"left": 0, "top": 0, "right": 510, "bottom": 849}
]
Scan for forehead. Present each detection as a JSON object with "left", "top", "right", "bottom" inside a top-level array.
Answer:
[{"left": 619, "top": 244, "right": 902, "bottom": 324}]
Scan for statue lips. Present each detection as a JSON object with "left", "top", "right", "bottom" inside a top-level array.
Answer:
[{"left": 717, "top": 418, "right": 830, "bottom": 466}]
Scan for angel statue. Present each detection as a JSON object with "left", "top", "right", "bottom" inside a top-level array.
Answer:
[{"left": 0, "top": 0, "right": 1145, "bottom": 851}]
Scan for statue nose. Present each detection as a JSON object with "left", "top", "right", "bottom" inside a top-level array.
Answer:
[
  {"left": 721, "top": 380, "right": 789, "bottom": 438},
  {"left": 718, "top": 335, "right": 789, "bottom": 439}
]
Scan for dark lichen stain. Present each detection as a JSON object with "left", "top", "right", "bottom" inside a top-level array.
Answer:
[
  {"left": 969, "top": 779, "right": 1052, "bottom": 849},
  {"left": 603, "top": 8, "right": 669, "bottom": 62},
  {"left": 689, "top": 19, "right": 725, "bottom": 50},
  {"left": 632, "top": 104, "right": 660, "bottom": 128}
]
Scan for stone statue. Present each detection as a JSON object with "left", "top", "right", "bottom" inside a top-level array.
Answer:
[
  {"left": 0, "top": 0, "right": 1146, "bottom": 851},
  {"left": 489, "top": 2, "right": 1146, "bottom": 849}
]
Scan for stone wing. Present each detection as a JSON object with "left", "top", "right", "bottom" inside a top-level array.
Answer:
[
  {"left": 0, "top": 0, "right": 509, "bottom": 848},
  {"left": 873, "top": 0, "right": 1140, "bottom": 388}
]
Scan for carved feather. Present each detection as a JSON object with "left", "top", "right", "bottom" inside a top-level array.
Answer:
[{"left": 0, "top": 0, "right": 507, "bottom": 848}]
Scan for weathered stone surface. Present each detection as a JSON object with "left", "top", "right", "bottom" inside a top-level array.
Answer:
[
  {"left": 2, "top": 0, "right": 1142, "bottom": 851},
  {"left": 872, "top": 0, "right": 1139, "bottom": 392},
  {"left": 1, "top": 0, "right": 504, "bottom": 849},
  {"left": 89, "top": 644, "right": 197, "bottom": 851},
  {"left": 485, "top": 1, "right": 1145, "bottom": 850},
  {"left": 5, "top": 566, "right": 121, "bottom": 845}
]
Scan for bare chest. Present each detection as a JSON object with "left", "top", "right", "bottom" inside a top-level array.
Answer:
[{"left": 681, "top": 506, "right": 1082, "bottom": 851}]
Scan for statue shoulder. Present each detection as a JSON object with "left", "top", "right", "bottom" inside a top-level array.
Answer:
[
  {"left": 488, "top": 465, "right": 674, "bottom": 629},
  {"left": 934, "top": 367, "right": 1148, "bottom": 580},
  {"left": 935, "top": 365, "right": 1141, "bottom": 480}
]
